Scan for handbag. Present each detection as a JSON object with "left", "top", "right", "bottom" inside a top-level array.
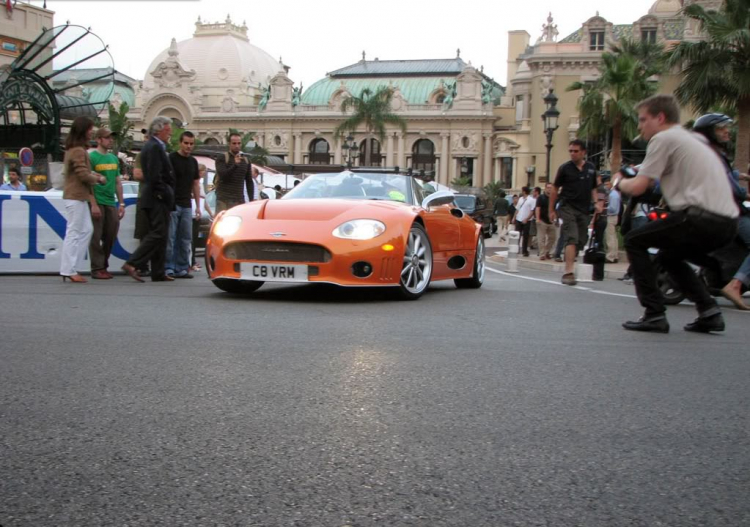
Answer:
[{"left": 583, "top": 214, "right": 606, "bottom": 281}]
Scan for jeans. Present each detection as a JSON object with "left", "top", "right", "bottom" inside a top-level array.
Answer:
[
  {"left": 734, "top": 215, "right": 750, "bottom": 285},
  {"left": 624, "top": 208, "right": 737, "bottom": 317},
  {"left": 166, "top": 205, "right": 193, "bottom": 275}
]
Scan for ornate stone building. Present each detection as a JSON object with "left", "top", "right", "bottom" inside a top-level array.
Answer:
[
  {"left": 127, "top": 1, "right": 718, "bottom": 191},
  {"left": 128, "top": 16, "right": 507, "bottom": 188},
  {"left": 499, "top": 0, "right": 723, "bottom": 188}
]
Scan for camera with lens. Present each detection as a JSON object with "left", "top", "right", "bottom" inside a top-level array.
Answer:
[{"left": 620, "top": 165, "right": 638, "bottom": 178}]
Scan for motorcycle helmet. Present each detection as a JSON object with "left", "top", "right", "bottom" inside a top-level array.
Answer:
[{"left": 693, "top": 113, "right": 733, "bottom": 145}]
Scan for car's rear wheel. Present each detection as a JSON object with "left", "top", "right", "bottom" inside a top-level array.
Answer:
[
  {"left": 212, "top": 278, "right": 264, "bottom": 295},
  {"left": 455, "top": 235, "right": 485, "bottom": 289},
  {"left": 396, "top": 223, "right": 433, "bottom": 300}
]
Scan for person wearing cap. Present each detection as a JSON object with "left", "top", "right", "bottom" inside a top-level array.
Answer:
[{"left": 88, "top": 127, "right": 125, "bottom": 279}]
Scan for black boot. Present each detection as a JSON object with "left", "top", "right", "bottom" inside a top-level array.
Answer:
[
  {"left": 684, "top": 313, "right": 725, "bottom": 333},
  {"left": 622, "top": 314, "right": 670, "bottom": 333}
]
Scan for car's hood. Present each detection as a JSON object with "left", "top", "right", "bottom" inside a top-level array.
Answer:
[{"left": 258, "top": 198, "right": 413, "bottom": 222}]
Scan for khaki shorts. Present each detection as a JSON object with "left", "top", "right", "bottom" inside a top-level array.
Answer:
[{"left": 559, "top": 204, "right": 590, "bottom": 251}]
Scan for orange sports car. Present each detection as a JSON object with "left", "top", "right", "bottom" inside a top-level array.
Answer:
[{"left": 205, "top": 170, "right": 485, "bottom": 299}]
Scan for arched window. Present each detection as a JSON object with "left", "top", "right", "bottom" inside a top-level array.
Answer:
[
  {"left": 412, "top": 139, "right": 436, "bottom": 172},
  {"left": 203, "top": 137, "right": 220, "bottom": 146},
  {"left": 309, "top": 138, "right": 331, "bottom": 164},
  {"left": 359, "top": 138, "right": 382, "bottom": 167}
]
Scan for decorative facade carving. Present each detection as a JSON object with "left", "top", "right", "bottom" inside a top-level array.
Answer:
[
  {"left": 452, "top": 131, "right": 479, "bottom": 153},
  {"left": 149, "top": 38, "right": 196, "bottom": 89}
]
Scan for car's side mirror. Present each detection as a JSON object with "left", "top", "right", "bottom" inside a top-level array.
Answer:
[{"left": 421, "top": 190, "right": 455, "bottom": 210}]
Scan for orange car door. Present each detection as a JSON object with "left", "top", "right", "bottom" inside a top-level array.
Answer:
[{"left": 421, "top": 204, "right": 461, "bottom": 253}]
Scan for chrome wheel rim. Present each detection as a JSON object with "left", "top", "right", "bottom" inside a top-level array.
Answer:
[
  {"left": 476, "top": 236, "right": 485, "bottom": 283},
  {"left": 401, "top": 228, "right": 432, "bottom": 294}
]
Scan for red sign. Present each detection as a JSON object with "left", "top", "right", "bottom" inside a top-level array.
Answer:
[{"left": 19, "top": 148, "right": 34, "bottom": 167}]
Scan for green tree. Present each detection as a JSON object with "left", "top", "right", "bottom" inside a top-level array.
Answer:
[
  {"left": 567, "top": 38, "right": 664, "bottom": 170},
  {"left": 667, "top": 0, "right": 750, "bottom": 173},
  {"left": 334, "top": 86, "right": 407, "bottom": 166},
  {"left": 483, "top": 180, "right": 506, "bottom": 205},
  {"left": 106, "top": 102, "right": 132, "bottom": 154},
  {"left": 450, "top": 176, "right": 472, "bottom": 188}
]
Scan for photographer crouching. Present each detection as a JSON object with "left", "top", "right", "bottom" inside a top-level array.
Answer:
[{"left": 615, "top": 95, "right": 738, "bottom": 334}]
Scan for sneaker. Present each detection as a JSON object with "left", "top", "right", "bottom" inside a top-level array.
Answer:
[
  {"left": 554, "top": 257, "right": 563, "bottom": 262},
  {"left": 174, "top": 271, "right": 194, "bottom": 279},
  {"left": 561, "top": 273, "right": 577, "bottom": 286},
  {"left": 684, "top": 313, "right": 725, "bottom": 333},
  {"left": 622, "top": 314, "right": 670, "bottom": 333}
]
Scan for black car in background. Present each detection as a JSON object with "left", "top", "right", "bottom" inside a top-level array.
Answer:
[{"left": 453, "top": 190, "right": 496, "bottom": 238}]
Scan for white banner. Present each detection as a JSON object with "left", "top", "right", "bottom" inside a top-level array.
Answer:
[{"left": 0, "top": 190, "right": 138, "bottom": 274}]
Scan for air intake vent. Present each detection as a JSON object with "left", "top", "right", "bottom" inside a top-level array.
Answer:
[{"left": 223, "top": 242, "right": 332, "bottom": 263}]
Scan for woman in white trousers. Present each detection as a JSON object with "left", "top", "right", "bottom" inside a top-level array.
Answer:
[{"left": 60, "top": 116, "right": 105, "bottom": 283}]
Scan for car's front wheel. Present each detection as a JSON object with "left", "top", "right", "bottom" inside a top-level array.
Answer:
[
  {"left": 396, "top": 223, "right": 433, "bottom": 300},
  {"left": 212, "top": 278, "right": 264, "bottom": 295},
  {"left": 455, "top": 235, "right": 485, "bottom": 289}
]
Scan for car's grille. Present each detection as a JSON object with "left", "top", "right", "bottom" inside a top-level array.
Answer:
[{"left": 223, "top": 242, "right": 332, "bottom": 263}]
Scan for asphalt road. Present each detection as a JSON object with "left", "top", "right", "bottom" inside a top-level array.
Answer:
[{"left": 1, "top": 265, "right": 749, "bottom": 527}]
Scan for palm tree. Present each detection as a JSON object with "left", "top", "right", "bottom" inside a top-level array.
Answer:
[
  {"left": 667, "top": 0, "right": 750, "bottom": 173},
  {"left": 567, "top": 39, "right": 664, "bottom": 170},
  {"left": 105, "top": 102, "right": 133, "bottom": 154},
  {"left": 334, "top": 86, "right": 407, "bottom": 167}
]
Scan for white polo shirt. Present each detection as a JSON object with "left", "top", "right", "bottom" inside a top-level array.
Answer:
[
  {"left": 639, "top": 126, "right": 738, "bottom": 218},
  {"left": 515, "top": 195, "right": 537, "bottom": 223}
]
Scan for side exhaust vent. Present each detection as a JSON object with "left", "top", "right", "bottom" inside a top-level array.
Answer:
[{"left": 447, "top": 256, "right": 466, "bottom": 270}]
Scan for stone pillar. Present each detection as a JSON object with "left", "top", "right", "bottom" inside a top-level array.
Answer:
[
  {"left": 483, "top": 134, "right": 493, "bottom": 187},
  {"left": 294, "top": 133, "right": 303, "bottom": 164},
  {"left": 440, "top": 133, "right": 449, "bottom": 186},
  {"left": 449, "top": 156, "right": 457, "bottom": 184},
  {"left": 494, "top": 157, "right": 500, "bottom": 184},
  {"left": 474, "top": 154, "right": 483, "bottom": 188},
  {"left": 334, "top": 136, "right": 342, "bottom": 165},
  {"left": 397, "top": 133, "right": 406, "bottom": 170},
  {"left": 386, "top": 133, "right": 394, "bottom": 167}
]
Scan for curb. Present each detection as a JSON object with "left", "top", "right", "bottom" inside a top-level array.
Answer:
[{"left": 488, "top": 253, "right": 628, "bottom": 280}]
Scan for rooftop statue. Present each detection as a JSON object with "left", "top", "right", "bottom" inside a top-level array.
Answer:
[{"left": 539, "top": 12, "right": 559, "bottom": 43}]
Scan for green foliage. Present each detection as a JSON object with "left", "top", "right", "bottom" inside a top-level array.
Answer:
[
  {"left": 483, "top": 180, "right": 506, "bottom": 204},
  {"left": 567, "top": 38, "right": 665, "bottom": 170},
  {"left": 666, "top": 0, "right": 750, "bottom": 171},
  {"left": 334, "top": 86, "right": 407, "bottom": 166},
  {"left": 106, "top": 102, "right": 132, "bottom": 154},
  {"left": 451, "top": 177, "right": 473, "bottom": 188}
]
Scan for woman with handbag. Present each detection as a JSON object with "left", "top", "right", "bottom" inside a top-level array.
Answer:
[{"left": 60, "top": 116, "right": 106, "bottom": 283}]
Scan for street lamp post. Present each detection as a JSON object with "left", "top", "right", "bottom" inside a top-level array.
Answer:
[
  {"left": 341, "top": 134, "right": 359, "bottom": 169},
  {"left": 542, "top": 90, "right": 560, "bottom": 183}
]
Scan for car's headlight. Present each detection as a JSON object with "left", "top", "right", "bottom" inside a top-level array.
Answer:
[
  {"left": 214, "top": 215, "right": 242, "bottom": 237},
  {"left": 332, "top": 219, "right": 386, "bottom": 240}
]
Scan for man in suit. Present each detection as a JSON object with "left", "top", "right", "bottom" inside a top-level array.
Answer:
[{"left": 122, "top": 116, "right": 175, "bottom": 282}]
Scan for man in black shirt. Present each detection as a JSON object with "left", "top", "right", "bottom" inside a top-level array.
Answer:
[
  {"left": 215, "top": 133, "right": 254, "bottom": 212},
  {"left": 494, "top": 191, "right": 510, "bottom": 240},
  {"left": 535, "top": 183, "right": 557, "bottom": 259},
  {"left": 549, "top": 139, "right": 601, "bottom": 285},
  {"left": 166, "top": 131, "right": 201, "bottom": 278}
]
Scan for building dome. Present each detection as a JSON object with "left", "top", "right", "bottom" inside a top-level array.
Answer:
[
  {"left": 142, "top": 16, "right": 282, "bottom": 90},
  {"left": 648, "top": 0, "right": 682, "bottom": 17}
]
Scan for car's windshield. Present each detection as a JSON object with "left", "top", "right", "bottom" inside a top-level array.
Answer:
[
  {"left": 283, "top": 172, "right": 413, "bottom": 204},
  {"left": 454, "top": 195, "right": 477, "bottom": 210}
]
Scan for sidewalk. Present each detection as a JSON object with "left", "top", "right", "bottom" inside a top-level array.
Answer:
[{"left": 484, "top": 232, "right": 630, "bottom": 280}]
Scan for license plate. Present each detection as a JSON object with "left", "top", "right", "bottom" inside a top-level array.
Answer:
[{"left": 240, "top": 263, "right": 308, "bottom": 282}]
